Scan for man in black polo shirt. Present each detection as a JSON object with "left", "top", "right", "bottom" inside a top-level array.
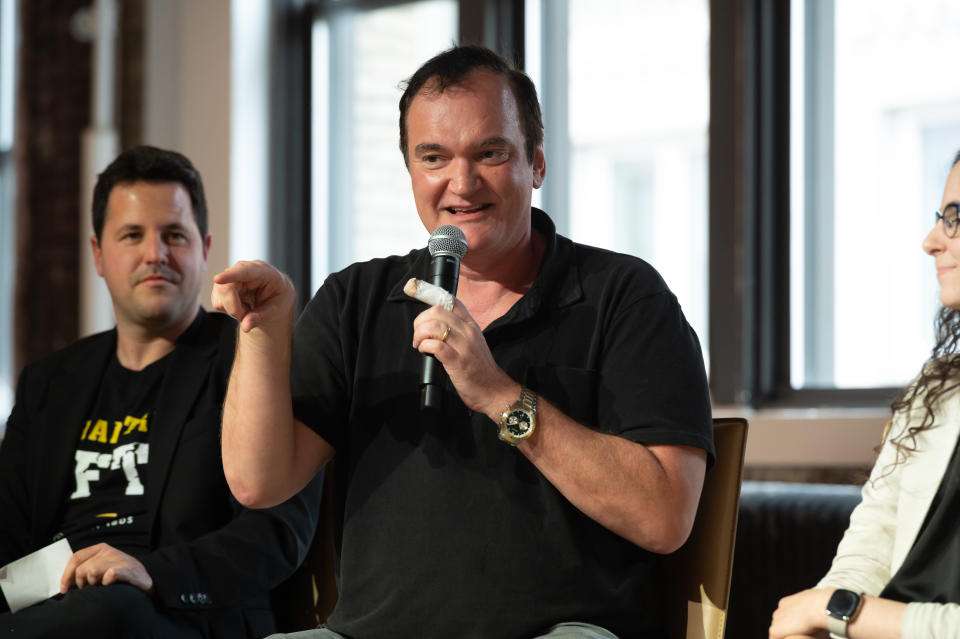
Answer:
[
  {"left": 0, "top": 145, "right": 321, "bottom": 638},
  {"left": 214, "top": 46, "right": 712, "bottom": 639}
]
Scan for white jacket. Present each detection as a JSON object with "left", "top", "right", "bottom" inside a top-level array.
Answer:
[{"left": 817, "top": 389, "right": 960, "bottom": 638}]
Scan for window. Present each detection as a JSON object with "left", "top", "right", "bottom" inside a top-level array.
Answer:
[
  {"left": 527, "top": 0, "right": 710, "bottom": 360},
  {"left": 791, "top": 0, "right": 960, "bottom": 389},
  {"left": 311, "top": 0, "right": 458, "bottom": 291},
  {"left": 297, "top": 0, "right": 959, "bottom": 409},
  {"left": 0, "top": 0, "right": 17, "bottom": 428}
]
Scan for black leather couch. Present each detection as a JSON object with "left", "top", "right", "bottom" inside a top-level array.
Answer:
[{"left": 725, "top": 481, "right": 863, "bottom": 638}]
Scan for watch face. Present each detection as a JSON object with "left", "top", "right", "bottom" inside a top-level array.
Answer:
[
  {"left": 505, "top": 409, "right": 533, "bottom": 438},
  {"left": 827, "top": 589, "right": 861, "bottom": 619}
]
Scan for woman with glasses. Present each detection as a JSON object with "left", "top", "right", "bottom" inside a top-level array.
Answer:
[{"left": 770, "top": 151, "right": 960, "bottom": 639}]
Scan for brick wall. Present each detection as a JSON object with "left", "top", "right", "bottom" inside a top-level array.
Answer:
[{"left": 14, "top": 0, "right": 142, "bottom": 373}]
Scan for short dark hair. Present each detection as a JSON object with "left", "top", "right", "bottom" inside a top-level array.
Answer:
[
  {"left": 92, "top": 145, "right": 208, "bottom": 241},
  {"left": 398, "top": 45, "right": 544, "bottom": 167}
]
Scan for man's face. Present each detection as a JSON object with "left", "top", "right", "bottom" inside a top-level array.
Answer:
[
  {"left": 405, "top": 69, "right": 545, "bottom": 262},
  {"left": 92, "top": 180, "right": 210, "bottom": 333}
]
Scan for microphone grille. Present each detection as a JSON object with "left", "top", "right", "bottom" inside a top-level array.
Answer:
[{"left": 428, "top": 225, "right": 468, "bottom": 259}]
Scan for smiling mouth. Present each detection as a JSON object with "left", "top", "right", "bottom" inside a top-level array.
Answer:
[{"left": 446, "top": 204, "right": 491, "bottom": 214}]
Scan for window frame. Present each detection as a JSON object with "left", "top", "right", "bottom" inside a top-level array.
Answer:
[
  {"left": 708, "top": 0, "right": 901, "bottom": 408},
  {"left": 0, "top": 0, "right": 17, "bottom": 428},
  {"left": 277, "top": 0, "right": 904, "bottom": 409},
  {"left": 266, "top": 1, "right": 315, "bottom": 312}
]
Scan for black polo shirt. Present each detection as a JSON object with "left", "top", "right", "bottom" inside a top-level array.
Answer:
[{"left": 291, "top": 209, "right": 713, "bottom": 639}]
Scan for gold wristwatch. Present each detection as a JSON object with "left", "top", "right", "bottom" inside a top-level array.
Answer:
[{"left": 498, "top": 387, "right": 537, "bottom": 445}]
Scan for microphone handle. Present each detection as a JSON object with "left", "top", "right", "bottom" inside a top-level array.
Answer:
[{"left": 421, "top": 255, "right": 460, "bottom": 410}]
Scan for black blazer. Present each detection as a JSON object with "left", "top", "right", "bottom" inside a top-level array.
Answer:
[{"left": 0, "top": 310, "right": 323, "bottom": 639}]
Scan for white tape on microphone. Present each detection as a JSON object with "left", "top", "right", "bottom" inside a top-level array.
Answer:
[{"left": 404, "top": 278, "right": 455, "bottom": 311}]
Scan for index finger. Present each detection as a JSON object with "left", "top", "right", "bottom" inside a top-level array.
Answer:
[
  {"left": 412, "top": 294, "right": 473, "bottom": 327},
  {"left": 59, "top": 544, "right": 102, "bottom": 593},
  {"left": 212, "top": 260, "right": 273, "bottom": 285}
]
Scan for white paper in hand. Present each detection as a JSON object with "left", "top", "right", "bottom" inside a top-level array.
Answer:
[{"left": 0, "top": 538, "right": 73, "bottom": 612}]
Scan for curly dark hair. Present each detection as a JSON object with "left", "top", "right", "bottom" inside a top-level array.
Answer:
[
  {"left": 888, "top": 150, "right": 960, "bottom": 461},
  {"left": 397, "top": 44, "right": 543, "bottom": 168}
]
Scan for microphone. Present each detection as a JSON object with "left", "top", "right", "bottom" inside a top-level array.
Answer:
[{"left": 421, "top": 225, "right": 468, "bottom": 410}]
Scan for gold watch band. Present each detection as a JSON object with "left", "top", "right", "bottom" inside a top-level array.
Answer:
[
  {"left": 520, "top": 387, "right": 537, "bottom": 413},
  {"left": 498, "top": 387, "right": 537, "bottom": 445}
]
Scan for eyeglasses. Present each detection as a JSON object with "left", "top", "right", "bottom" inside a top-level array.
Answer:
[{"left": 936, "top": 204, "right": 960, "bottom": 238}]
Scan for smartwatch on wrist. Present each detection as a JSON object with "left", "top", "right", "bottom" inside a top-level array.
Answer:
[{"left": 826, "top": 589, "right": 863, "bottom": 639}]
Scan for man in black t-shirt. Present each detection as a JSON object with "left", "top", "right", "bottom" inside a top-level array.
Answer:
[
  {"left": 59, "top": 356, "right": 160, "bottom": 556},
  {"left": 0, "top": 146, "right": 322, "bottom": 639},
  {"left": 213, "top": 46, "right": 713, "bottom": 639}
]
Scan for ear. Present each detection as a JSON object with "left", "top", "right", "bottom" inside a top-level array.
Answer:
[
  {"left": 202, "top": 234, "right": 212, "bottom": 261},
  {"left": 91, "top": 236, "right": 104, "bottom": 277},
  {"left": 532, "top": 145, "right": 546, "bottom": 189}
]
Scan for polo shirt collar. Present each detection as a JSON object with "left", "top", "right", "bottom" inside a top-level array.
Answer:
[{"left": 525, "top": 207, "right": 583, "bottom": 313}]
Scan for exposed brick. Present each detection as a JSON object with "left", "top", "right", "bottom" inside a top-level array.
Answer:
[{"left": 14, "top": 0, "right": 143, "bottom": 373}]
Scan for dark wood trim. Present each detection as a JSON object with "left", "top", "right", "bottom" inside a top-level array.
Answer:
[
  {"left": 459, "top": 0, "right": 524, "bottom": 63},
  {"left": 754, "top": 0, "right": 792, "bottom": 402},
  {"left": 710, "top": 0, "right": 792, "bottom": 407},
  {"left": 709, "top": 0, "right": 749, "bottom": 404},
  {"left": 269, "top": 1, "right": 314, "bottom": 311}
]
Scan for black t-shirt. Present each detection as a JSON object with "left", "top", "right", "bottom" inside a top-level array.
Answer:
[
  {"left": 58, "top": 353, "right": 169, "bottom": 555},
  {"left": 881, "top": 434, "right": 960, "bottom": 604},
  {"left": 290, "top": 209, "right": 714, "bottom": 639}
]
